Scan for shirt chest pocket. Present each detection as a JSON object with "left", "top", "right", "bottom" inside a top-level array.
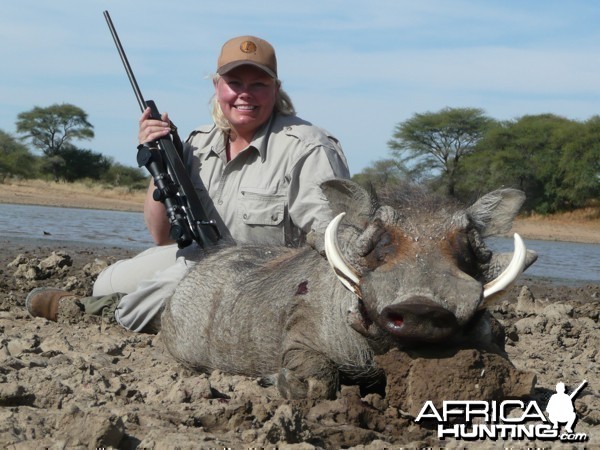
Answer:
[{"left": 238, "top": 188, "right": 286, "bottom": 226}]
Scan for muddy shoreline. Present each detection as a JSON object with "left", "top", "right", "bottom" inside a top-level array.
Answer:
[{"left": 0, "top": 237, "right": 598, "bottom": 448}]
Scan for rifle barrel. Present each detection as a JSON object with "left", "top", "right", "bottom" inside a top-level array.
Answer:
[
  {"left": 103, "top": 11, "right": 221, "bottom": 248},
  {"left": 103, "top": 11, "right": 147, "bottom": 113},
  {"left": 569, "top": 379, "right": 587, "bottom": 400}
]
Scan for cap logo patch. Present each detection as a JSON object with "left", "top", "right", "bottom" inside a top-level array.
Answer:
[{"left": 240, "top": 41, "right": 257, "bottom": 53}]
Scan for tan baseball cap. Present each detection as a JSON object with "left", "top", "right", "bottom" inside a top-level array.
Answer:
[{"left": 217, "top": 36, "right": 277, "bottom": 78}]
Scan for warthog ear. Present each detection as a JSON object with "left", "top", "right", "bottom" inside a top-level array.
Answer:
[
  {"left": 466, "top": 189, "right": 525, "bottom": 237},
  {"left": 320, "top": 178, "right": 379, "bottom": 229}
]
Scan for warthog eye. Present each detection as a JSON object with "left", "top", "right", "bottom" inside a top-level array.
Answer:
[{"left": 373, "top": 232, "right": 394, "bottom": 261}]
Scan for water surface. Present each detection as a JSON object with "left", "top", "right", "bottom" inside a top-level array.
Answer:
[
  {"left": 0, "top": 203, "right": 153, "bottom": 249},
  {"left": 488, "top": 237, "right": 598, "bottom": 285},
  {"left": 0, "top": 203, "right": 598, "bottom": 285}
]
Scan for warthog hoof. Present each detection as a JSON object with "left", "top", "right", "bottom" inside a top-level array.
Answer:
[{"left": 277, "top": 368, "right": 337, "bottom": 400}]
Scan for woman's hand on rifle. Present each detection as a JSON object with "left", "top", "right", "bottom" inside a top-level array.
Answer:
[
  {"left": 139, "top": 106, "right": 176, "bottom": 246},
  {"left": 138, "top": 107, "right": 171, "bottom": 145}
]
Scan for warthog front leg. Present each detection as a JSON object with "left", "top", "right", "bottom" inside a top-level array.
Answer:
[{"left": 278, "top": 346, "right": 339, "bottom": 400}]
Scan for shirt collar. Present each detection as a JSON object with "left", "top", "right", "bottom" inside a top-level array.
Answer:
[
  {"left": 204, "top": 115, "right": 274, "bottom": 163},
  {"left": 204, "top": 130, "right": 227, "bottom": 162}
]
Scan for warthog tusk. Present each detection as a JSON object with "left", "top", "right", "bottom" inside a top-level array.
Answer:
[
  {"left": 483, "top": 233, "right": 527, "bottom": 298},
  {"left": 324, "top": 212, "right": 361, "bottom": 296}
]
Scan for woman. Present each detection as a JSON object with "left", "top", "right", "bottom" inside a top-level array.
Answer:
[{"left": 26, "top": 35, "right": 350, "bottom": 332}]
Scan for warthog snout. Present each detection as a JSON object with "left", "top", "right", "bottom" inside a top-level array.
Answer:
[{"left": 379, "top": 297, "right": 459, "bottom": 342}]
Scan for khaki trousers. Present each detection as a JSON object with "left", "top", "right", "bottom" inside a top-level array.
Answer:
[{"left": 87, "top": 244, "right": 199, "bottom": 332}]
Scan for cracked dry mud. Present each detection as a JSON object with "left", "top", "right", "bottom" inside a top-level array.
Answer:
[{"left": 0, "top": 241, "right": 598, "bottom": 448}]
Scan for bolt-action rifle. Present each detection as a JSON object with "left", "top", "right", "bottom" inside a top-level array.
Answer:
[
  {"left": 103, "top": 10, "right": 220, "bottom": 249},
  {"left": 569, "top": 380, "right": 587, "bottom": 400}
]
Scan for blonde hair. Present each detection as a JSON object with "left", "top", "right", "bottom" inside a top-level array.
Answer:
[{"left": 210, "top": 73, "right": 296, "bottom": 134}]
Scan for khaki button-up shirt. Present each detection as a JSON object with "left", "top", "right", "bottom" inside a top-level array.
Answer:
[{"left": 183, "top": 113, "right": 350, "bottom": 246}]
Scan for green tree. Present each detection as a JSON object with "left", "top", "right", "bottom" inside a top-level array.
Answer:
[
  {"left": 557, "top": 116, "right": 600, "bottom": 208},
  {"left": 40, "top": 155, "right": 66, "bottom": 182},
  {"left": 0, "top": 130, "right": 39, "bottom": 179},
  {"left": 16, "top": 103, "right": 94, "bottom": 157},
  {"left": 101, "top": 160, "right": 148, "bottom": 190},
  {"left": 352, "top": 158, "right": 408, "bottom": 196},
  {"left": 388, "top": 107, "right": 494, "bottom": 197},
  {"left": 458, "top": 114, "right": 590, "bottom": 212},
  {"left": 454, "top": 122, "right": 530, "bottom": 200},
  {"left": 58, "top": 144, "right": 111, "bottom": 182}
]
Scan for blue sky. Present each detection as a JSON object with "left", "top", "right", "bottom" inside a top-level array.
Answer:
[{"left": 1, "top": 0, "right": 599, "bottom": 175}]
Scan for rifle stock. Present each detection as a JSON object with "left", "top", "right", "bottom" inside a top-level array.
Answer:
[{"left": 103, "top": 10, "right": 220, "bottom": 249}]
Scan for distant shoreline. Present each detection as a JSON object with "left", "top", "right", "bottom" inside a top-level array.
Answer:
[
  {"left": 1, "top": 179, "right": 598, "bottom": 244},
  {"left": 0, "top": 179, "right": 145, "bottom": 212},
  {"left": 511, "top": 216, "right": 599, "bottom": 245}
]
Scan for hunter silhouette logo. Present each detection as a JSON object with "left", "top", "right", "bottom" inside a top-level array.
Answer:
[
  {"left": 415, "top": 379, "right": 589, "bottom": 442},
  {"left": 546, "top": 380, "right": 587, "bottom": 434}
]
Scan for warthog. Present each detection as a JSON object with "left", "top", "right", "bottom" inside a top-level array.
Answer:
[{"left": 161, "top": 179, "right": 537, "bottom": 399}]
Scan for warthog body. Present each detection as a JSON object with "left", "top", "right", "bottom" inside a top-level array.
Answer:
[{"left": 161, "top": 179, "right": 536, "bottom": 399}]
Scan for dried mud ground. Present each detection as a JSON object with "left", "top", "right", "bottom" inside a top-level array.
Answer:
[{"left": 0, "top": 238, "right": 598, "bottom": 449}]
